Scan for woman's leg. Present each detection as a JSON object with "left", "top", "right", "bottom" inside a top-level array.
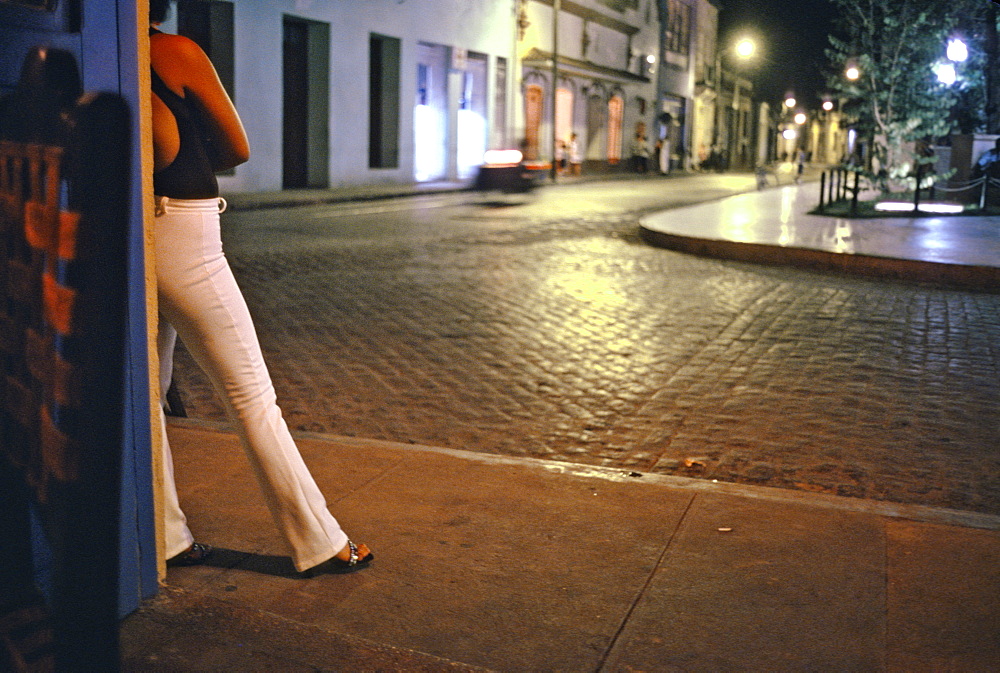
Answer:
[
  {"left": 158, "top": 318, "right": 197, "bottom": 559},
  {"left": 154, "top": 197, "right": 348, "bottom": 572}
]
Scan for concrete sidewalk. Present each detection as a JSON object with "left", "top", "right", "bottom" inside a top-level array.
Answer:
[
  {"left": 121, "top": 420, "right": 1000, "bottom": 671},
  {"left": 120, "top": 176, "right": 1000, "bottom": 670}
]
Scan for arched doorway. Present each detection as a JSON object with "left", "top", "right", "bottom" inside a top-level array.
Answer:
[
  {"left": 586, "top": 93, "right": 605, "bottom": 163},
  {"left": 607, "top": 95, "right": 624, "bottom": 164},
  {"left": 555, "top": 86, "right": 574, "bottom": 163},
  {"left": 524, "top": 83, "right": 544, "bottom": 160}
]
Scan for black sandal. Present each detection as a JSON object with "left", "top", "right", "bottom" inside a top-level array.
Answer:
[
  {"left": 300, "top": 540, "right": 373, "bottom": 577},
  {"left": 166, "top": 542, "right": 214, "bottom": 567}
]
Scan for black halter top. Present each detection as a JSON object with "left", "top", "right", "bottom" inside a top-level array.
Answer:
[{"left": 150, "top": 27, "right": 219, "bottom": 199}]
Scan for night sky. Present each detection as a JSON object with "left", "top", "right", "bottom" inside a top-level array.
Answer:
[{"left": 717, "top": 0, "right": 840, "bottom": 109}]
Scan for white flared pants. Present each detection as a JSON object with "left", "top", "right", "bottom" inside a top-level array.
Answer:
[{"left": 154, "top": 196, "right": 347, "bottom": 572}]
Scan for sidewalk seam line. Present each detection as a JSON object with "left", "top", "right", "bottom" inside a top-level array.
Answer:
[{"left": 594, "top": 492, "right": 698, "bottom": 672}]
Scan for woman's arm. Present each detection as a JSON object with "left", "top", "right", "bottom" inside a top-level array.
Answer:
[{"left": 150, "top": 32, "right": 250, "bottom": 171}]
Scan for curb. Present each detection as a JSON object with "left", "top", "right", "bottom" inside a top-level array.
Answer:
[
  {"left": 168, "top": 417, "right": 1000, "bottom": 533},
  {"left": 639, "top": 226, "right": 1000, "bottom": 292}
]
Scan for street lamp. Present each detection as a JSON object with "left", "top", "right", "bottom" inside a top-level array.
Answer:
[
  {"left": 935, "top": 62, "right": 957, "bottom": 86},
  {"left": 946, "top": 38, "right": 968, "bottom": 63},
  {"left": 713, "top": 33, "right": 760, "bottom": 169},
  {"left": 735, "top": 38, "right": 756, "bottom": 60},
  {"left": 936, "top": 37, "right": 969, "bottom": 85},
  {"left": 845, "top": 65, "right": 860, "bottom": 81}
]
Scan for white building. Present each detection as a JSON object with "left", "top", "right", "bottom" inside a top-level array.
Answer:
[
  {"left": 161, "top": 0, "right": 518, "bottom": 192},
  {"left": 515, "top": 0, "right": 660, "bottom": 169},
  {"left": 160, "top": 0, "right": 738, "bottom": 191},
  {"left": 655, "top": 0, "right": 720, "bottom": 172},
  {"left": 687, "top": 0, "right": 718, "bottom": 168}
]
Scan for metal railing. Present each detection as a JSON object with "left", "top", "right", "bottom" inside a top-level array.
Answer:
[
  {"left": 817, "top": 164, "right": 1000, "bottom": 215},
  {"left": 817, "top": 166, "right": 869, "bottom": 216}
]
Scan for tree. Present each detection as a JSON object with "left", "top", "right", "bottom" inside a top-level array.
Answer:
[
  {"left": 977, "top": 1, "right": 1000, "bottom": 133},
  {"left": 825, "top": 0, "right": 984, "bottom": 188}
]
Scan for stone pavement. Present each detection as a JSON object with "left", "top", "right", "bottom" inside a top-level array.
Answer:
[
  {"left": 120, "top": 421, "right": 1000, "bottom": 671},
  {"left": 120, "top": 176, "right": 1000, "bottom": 671},
  {"left": 175, "top": 173, "right": 1000, "bottom": 513}
]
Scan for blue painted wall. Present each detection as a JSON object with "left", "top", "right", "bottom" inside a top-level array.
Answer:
[{"left": 0, "top": 0, "right": 157, "bottom": 617}]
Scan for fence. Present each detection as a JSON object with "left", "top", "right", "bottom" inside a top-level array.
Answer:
[
  {"left": 816, "top": 164, "right": 1000, "bottom": 215},
  {"left": 817, "top": 166, "right": 868, "bottom": 216},
  {"left": 932, "top": 174, "right": 1000, "bottom": 209}
]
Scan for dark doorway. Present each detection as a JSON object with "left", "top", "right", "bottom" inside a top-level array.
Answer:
[
  {"left": 283, "top": 18, "right": 308, "bottom": 188},
  {"left": 282, "top": 16, "right": 329, "bottom": 189},
  {"left": 370, "top": 33, "right": 402, "bottom": 170}
]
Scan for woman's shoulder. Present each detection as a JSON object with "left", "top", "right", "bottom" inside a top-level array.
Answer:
[{"left": 150, "top": 31, "right": 208, "bottom": 63}]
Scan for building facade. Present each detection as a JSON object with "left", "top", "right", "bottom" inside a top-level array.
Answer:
[
  {"left": 162, "top": 0, "right": 518, "bottom": 192},
  {"left": 656, "top": 0, "right": 727, "bottom": 172},
  {"left": 515, "top": 0, "right": 660, "bottom": 170},
  {"left": 686, "top": 0, "right": 717, "bottom": 170},
  {"left": 160, "top": 0, "right": 756, "bottom": 192}
]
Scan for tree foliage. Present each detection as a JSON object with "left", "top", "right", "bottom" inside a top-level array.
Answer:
[{"left": 825, "top": 0, "right": 990, "bottom": 188}]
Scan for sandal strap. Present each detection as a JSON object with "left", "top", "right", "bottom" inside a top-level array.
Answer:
[
  {"left": 190, "top": 542, "right": 211, "bottom": 557},
  {"left": 346, "top": 540, "right": 359, "bottom": 566}
]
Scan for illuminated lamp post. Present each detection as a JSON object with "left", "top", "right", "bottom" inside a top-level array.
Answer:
[
  {"left": 714, "top": 35, "right": 757, "bottom": 169},
  {"left": 935, "top": 37, "right": 967, "bottom": 85},
  {"left": 946, "top": 38, "right": 968, "bottom": 64},
  {"left": 840, "top": 63, "right": 863, "bottom": 166},
  {"left": 735, "top": 38, "right": 755, "bottom": 60},
  {"left": 819, "top": 99, "right": 835, "bottom": 163}
]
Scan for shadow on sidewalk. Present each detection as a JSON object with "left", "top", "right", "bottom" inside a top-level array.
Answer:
[{"left": 190, "top": 547, "right": 300, "bottom": 578}]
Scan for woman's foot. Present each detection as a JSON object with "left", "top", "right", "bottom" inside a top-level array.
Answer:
[
  {"left": 300, "top": 540, "right": 373, "bottom": 577},
  {"left": 166, "top": 542, "right": 213, "bottom": 567}
]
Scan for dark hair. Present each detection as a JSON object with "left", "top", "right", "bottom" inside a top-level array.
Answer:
[{"left": 150, "top": 0, "right": 172, "bottom": 23}]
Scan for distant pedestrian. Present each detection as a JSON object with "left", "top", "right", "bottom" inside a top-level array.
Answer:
[
  {"left": 630, "top": 133, "right": 650, "bottom": 173},
  {"left": 568, "top": 132, "right": 582, "bottom": 176},
  {"left": 974, "top": 138, "right": 1000, "bottom": 178},
  {"left": 150, "top": 0, "right": 371, "bottom": 576}
]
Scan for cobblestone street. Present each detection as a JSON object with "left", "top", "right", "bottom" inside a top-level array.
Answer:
[{"left": 169, "top": 177, "right": 1000, "bottom": 515}]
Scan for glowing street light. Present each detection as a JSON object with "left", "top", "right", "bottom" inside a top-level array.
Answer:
[
  {"left": 935, "top": 62, "right": 957, "bottom": 85},
  {"left": 934, "top": 37, "right": 968, "bottom": 86},
  {"left": 845, "top": 65, "right": 860, "bottom": 81},
  {"left": 784, "top": 96, "right": 796, "bottom": 109},
  {"left": 735, "top": 38, "right": 756, "bottom": 59},
  {"left": 794, "top": 112, "right": 807, "bottom": 125},
  {"left": 822, "top": 100, "right": 834, "bottom": 112},
  {"left": 946, "top": 38, "right": 968, "bottom": 63}
]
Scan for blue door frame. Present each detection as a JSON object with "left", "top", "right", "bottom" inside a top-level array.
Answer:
[{"left": 0, "top": 0, "right": 158, "bottom": 617}]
